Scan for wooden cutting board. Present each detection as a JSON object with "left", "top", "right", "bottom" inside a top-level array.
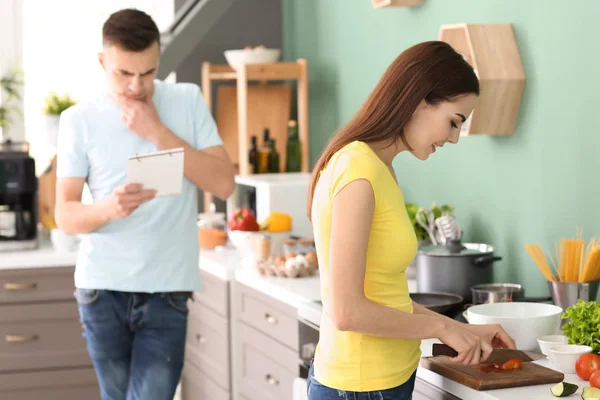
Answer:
[
  {"left": 215, "top": 83, "right": 292, "bottom": 172},
  {"left": 420, "top": 356, "right": 564, "bottom": 390}
]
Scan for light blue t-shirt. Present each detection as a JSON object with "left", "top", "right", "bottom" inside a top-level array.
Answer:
[{"left": 56, "top": 80, "right": 223, "bottom": 292}]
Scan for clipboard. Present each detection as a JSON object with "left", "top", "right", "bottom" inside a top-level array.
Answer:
[{"left": 126, "top": 147, "right": 185, "bottom": 197}]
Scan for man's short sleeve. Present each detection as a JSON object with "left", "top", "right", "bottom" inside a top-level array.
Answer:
[
  {"left": 191, "top": 85, "right": 224, "bottom": 151},
  {"left": 56, "top": 108, "right": 89, "bottom": 178}
]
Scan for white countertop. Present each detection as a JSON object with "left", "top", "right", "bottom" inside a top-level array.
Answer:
[
  {"left": 198, "top": 246, "right": 246, "bottom": 280},
  {"left": 0, "top": 239, "right": 77, "bottom": 270},
  {"left": 235, "top": 267, "right": 321, "bottom": 309}
]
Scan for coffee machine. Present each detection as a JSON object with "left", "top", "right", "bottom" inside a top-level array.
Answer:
[{"left": 0, "top": 140, "right": 38, "bottom": 251}]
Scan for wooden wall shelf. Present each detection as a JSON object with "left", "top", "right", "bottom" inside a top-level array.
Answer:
[
  {"left": 201, "top": 59, "right": 309, "bottom": 210},
  {"left": 372, "top": 0, "right": 425, "bottom": 8},
  {"left": 439, "top": 23, "right": 525, "bottom": 136}
]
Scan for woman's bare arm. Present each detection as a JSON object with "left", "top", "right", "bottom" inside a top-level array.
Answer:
[{"left": 327, "top": 179, "right": 447, "bottom": 340}]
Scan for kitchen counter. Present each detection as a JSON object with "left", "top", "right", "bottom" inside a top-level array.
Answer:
[
  {"left": 418, "top": 338, "right": 586, "bottom": 399},
  {"left": 199, "top": 249, "right": 587, "bottom": 399},
  {"left": 0, "top": 238, "right": 77, "bottom": 269},
  {"left": 198, "top": 246, "right": 245, "bottom": 280},
  {"left": 235, "top": 267, "right": 321, "bottom": 309}
]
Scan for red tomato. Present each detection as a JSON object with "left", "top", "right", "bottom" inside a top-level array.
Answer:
[
  {"left": 590, "top": 370, "right": 600, "bottom": 388},
  {"left": 498, "top": 358, "right": 523, "bottom": 370},
  {"left": 576, "top": 353, "right": 600, "bottom": 381}
]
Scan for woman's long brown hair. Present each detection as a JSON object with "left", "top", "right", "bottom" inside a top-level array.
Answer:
[{"left": 307, "top": 41, "right": 480, "bottom": 220}]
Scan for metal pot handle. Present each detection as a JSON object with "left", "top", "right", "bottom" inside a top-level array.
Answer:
[
  {"left": 520, "top": 296, "right": 553, "bottom": 303},
  {"left": 474, "top": 255, "right": 502, "bottom": 266}
]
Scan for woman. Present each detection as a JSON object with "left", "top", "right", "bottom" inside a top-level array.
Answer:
[{"left": 307, "top": 41, "right": 516, "bottom": 400}]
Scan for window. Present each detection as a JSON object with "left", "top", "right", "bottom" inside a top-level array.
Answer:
[{"left": 22, "top": 0, "right": 174, "bottom": 163}]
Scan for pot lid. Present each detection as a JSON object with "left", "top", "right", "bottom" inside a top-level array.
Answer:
[{"left": 419, "top": 240, "right": 495, "bottom": 257}]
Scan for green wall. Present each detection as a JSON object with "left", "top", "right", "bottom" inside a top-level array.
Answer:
[{"left": 283, "top": 0, "right": 600, "bottom": 296}]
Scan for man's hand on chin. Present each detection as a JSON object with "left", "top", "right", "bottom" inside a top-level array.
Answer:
[{"left": 118, "top": 94, "right": 168, "bottom": 144}]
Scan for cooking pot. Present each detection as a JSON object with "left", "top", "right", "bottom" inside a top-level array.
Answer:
[
  {"left": 415, "top": 239, "right": 502, "bottom": 302},
  {"left": 410, "top": 292, "right": 464, "bottom": 318},
  {"left": 470, "top": 283, "right": 552, "bottom": 305}
]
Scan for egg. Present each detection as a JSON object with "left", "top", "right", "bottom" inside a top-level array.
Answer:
[
  {"left": 274, "top": 255, "right": 286, "bottom": 266},
  {"left": 305, "top": 252, "right": 318, "bottom": 265},
  {"left": 285, "top": 257, "right": 299, "bottom": 270},
  {"left": 295, "top": 254, "right": 308, "bottom": 269}
]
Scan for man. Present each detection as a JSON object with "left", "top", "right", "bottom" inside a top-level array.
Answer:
[{"left": 55, "top": 8, "right": 235, "bottom": 400}]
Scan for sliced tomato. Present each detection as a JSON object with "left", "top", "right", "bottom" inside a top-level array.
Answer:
[{"left": 497, "top": 358, "right": 523, "bottom": 370}]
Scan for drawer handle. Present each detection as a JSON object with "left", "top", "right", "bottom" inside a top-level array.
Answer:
[
  {"left": 264, "top": 313, "right": 278, "bottom": 325},
  {"left": 195, "top": 333, "right": 207, "bottom": 344},
  {"left": 4, "top": 282, "right": 37, "bottom": 291},
  {"left": 5, "top": 334, "right": 39, "bottom": 343},
  {"left": 265, "top": 374, "right": 279, "bottom": 386}
]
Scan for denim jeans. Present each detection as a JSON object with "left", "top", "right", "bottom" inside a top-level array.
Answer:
[
  {"left": 75, "top": 288, "right": 189, "bottom": 400},
  {"left": 307, "top": 363, "right": 416, "bottom": 400}
]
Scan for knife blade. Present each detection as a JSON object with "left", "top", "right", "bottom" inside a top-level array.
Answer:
[{"left": 431, "top": 343, "right": 543, "bottom": 365}]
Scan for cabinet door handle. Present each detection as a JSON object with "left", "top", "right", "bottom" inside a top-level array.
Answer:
[
  {"left": 5, "top": 334, "right": 39, "bottom": 343},
  {"left": 265, "top": 374, "right": 279, "bottom": 386},
  {"left": 4, "top": 282, "right": 37, "bottom": 291},
  {"left": 264, "top": 313, "right": 278, "bottom": 325},
  {"left": 195, "top": 333, "right": 207, "bottom": 344}
]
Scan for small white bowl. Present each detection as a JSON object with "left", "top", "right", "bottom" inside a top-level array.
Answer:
[
  {"left": 537, "top": 334, "right": 569, "bottom": 356},
  {"left": 547, "top": 344, "right": 593, "bottom": 374},
  {"left": 224, "top": 48, "right": 281, "bottom": 71}
]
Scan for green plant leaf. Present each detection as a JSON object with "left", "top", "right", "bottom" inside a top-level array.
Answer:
[
  {"left": 42, "top": 91, "right": 77, "bottom": 115},
  {"left": 562, "top": 300, "right": 600, "bottom": 353}
]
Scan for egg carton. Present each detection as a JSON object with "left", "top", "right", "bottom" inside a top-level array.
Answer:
[{"left": 256, "top": 253, "right": 318, "bottom": 278}]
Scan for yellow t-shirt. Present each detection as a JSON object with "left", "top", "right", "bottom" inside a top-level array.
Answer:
[{"left": 311, "top": 140, "right": 421, "bottom": 392}]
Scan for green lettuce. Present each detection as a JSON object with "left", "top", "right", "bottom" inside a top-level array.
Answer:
[{"left": 562, "top": 300, "right": 600, "bottom": 353}]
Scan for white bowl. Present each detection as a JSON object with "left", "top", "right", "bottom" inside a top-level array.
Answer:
[
  {"left": 224, "top": 48, "right": 281, "bottom": 71},
  {"left": 547, "top": 344, "right": 593, "bottom": 374},
  {"left": 537, "top": 334, "right": 569, "bottom": 356},
  {"left": 228, "top": 230, "right": 262, "bottom": 257},
  {"left": 466, "top": 302, "right": 563, "bottom": 350},
  {"left": 228, "top": 230, "right": 291, "bottom": 258}
]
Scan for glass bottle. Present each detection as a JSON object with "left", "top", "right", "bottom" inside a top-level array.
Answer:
[
  {"left": 248, "top": 135, "right": 259, "bottom": 174},
  {"left": 258, "top": 128, "right": 271, "bottom": 173},
  {"left": 267, "top": 139, "right": 280, "bottom": 173},
  {"left": 285, "top": 120, "right": 301, "bottom": 172}
]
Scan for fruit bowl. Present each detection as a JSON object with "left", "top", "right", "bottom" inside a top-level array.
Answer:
[
  {"left": 228, "top": 230, "right": 262, "bottom": 258},
  {"left": 228, "top": 230, "right": 291, "bottom": 259}
]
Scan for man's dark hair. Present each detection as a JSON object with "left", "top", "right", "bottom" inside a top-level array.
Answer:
[{"left": 102, "top": 9, "right": 160, "bottom": 51}]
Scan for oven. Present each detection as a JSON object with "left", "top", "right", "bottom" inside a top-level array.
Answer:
[
  {"left": 296, "top": 300, "right": 321, "bottom": 400},
  {"left": 298, "top": 317, "right": 319, "bottom": 378}
]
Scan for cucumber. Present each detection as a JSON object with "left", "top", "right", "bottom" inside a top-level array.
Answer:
[
  {"left": 582, "top": 386, "right": 600, "bottom": 399},
  {"left": 551, "top": 382, "right": 579, "bottom": 397}
]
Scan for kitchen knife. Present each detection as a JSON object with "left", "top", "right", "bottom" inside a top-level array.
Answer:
[{"left": 431, "top": 343, "right": 544, "bottom": 365}]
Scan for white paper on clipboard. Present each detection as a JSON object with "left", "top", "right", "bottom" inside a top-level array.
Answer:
[{"left": 126, "top": 147, "right": 185, "bottom": 197}]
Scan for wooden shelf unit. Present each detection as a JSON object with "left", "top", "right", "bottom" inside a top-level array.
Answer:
[
  {"left": 439, "top": 23, "right": 525, "bottom": 136},
  {"left": 201, "top": 59, "right": 309, "bottom": 210},
  {"left": 372, "top": 0, "right": 425, "bottom": 7}
]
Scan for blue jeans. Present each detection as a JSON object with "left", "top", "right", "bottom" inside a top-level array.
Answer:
[
  {"left": 308, "top": 363, "right": 416, "bottom": 400},
  {"left": 75, "top": 288, "right": 189, "bottom": 400}
]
